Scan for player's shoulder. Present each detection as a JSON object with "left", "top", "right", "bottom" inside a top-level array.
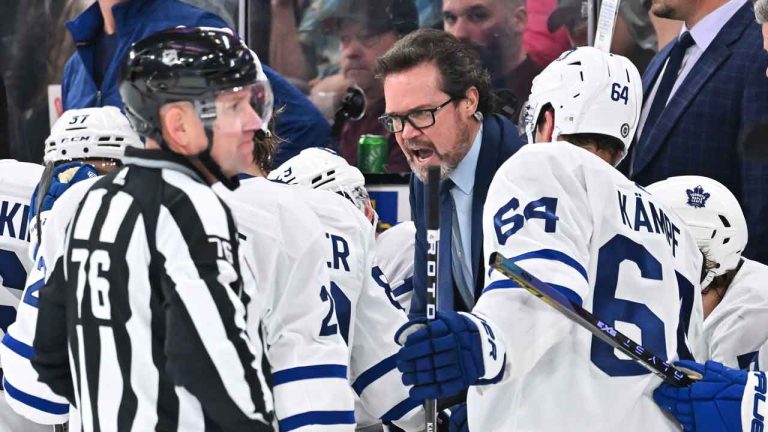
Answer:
[
  {"left": 498, "top": 142, "right": 617, "bottom": 180},
  {"left": 234, "top": 177, "right": 318, "bottom": 215},
  {"left": 727, "top": 258, "right": 768, "bottom": 303},
  {"left": 0, "top": 159, "right": 44, "bottom": 196},
  {"left": 377, "top": 221, "right": 416, "bottom": 248},
  {"left": 227, "top": 177, "right": 326, "bottom": 233}
]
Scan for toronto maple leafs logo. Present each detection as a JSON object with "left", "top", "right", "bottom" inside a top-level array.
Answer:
[{"left": 686, "top": 185, "right": 710, "bottom": 208}]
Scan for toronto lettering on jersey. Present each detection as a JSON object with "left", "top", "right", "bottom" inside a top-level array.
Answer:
[
  {"left": 617, "top": 191, "right": 680, "bottom": 256},
  {"left": 0, "top": 200, "right": 31, "bottom": 242}
]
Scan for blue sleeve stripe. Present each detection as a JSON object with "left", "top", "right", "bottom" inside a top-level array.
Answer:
[
  {"left": 278, "top": 410, "right": 356, "bottom": 431},
  {"left": 381, "top": 396, "right": 422, "bottom": 422},
  {"left": 3, "top": 378, "right": 69, "bottom": 415},
  {"left": 392, "top": 277, "right": 414, "bottom": 297},
  {"left": 483, "top": 279, "right": 583, "bottom": 306},
  {"left": 352, "top": 354, "right": 397, "bottom": 395},
  {"left": 489, "top": 249, "right": 588, "bottom": 282},
  {"left": 23, "top": 278, "right": 44, "bottom": 308},
  {"left": 483, "top": 279, "right": 522, "bottom": 293},
  {"left": 271, "top": 364, "right": 347, "bottom": 386},
  {"left": 1, "top": 333, "right": 35, "bottom": 360}
]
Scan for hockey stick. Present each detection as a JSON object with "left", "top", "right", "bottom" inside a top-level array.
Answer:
[
  {"left": 424, "top": 166, "right": 440, "bottom": 431},
  {"left": 593, "top": 0, "right": 622, "bottom": 52},
  {"left": 489, "top": 252, "right": 701, "bottom": 387}
]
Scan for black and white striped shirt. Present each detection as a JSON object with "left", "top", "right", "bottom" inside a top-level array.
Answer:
[{"left": 32, "top": 148, "right": 274, "bottom": 431}]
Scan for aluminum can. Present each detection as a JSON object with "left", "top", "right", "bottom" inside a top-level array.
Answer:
[{"left": 357, "top": 134, "right": 387, "bottom": 173}]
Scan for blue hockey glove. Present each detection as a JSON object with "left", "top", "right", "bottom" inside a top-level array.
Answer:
[
  {"left": 29, "top": 162, "right": 98, "bottom": 221},
  {"left": 436, "top": 402, "right": 469, "bottom": 432},
  {"left": 395, "top": 311, "right": 504, "bottom": 400},
  {"left": 653, "top": 360, "right": 748, "bottom": 432},
  {"left": 448, "top": 402, "right": 468, "bottom": 432}
]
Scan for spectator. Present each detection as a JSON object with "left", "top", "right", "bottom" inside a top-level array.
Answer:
[
  {"left": 547, "top": 0, "right": 658, "bottom": 73},
  {"left": 443, "top": 0, "right": 542, "bottom": 120},
  {"left": 524, "top": 0, "right": 571, "bottom": 66},
  {"left": 322, "top": 0, "right": 418, "bottom": 172},
  {"left": 61, "top": 0, "right": 330, "bottom": 167},
  {"left": 376, "top": 28, "right": 524, "bottom": 316},
  {"left": 622, "top": 0, "right": 768, "bottom": 264},
  {"left": 270, "top": 0, "right": 316, "bottom": 85}
]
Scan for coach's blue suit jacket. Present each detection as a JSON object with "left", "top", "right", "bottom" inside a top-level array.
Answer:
[
  {"left": 625, "top": 2, "right": 768, "bottom": 264},
  {"left": 408, "top": 114, "right": 523, "bottom": 318}
]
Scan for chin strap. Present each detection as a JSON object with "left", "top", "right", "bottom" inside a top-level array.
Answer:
[{"left": 197, "top": 127, "right": 240, "bottom": 190}]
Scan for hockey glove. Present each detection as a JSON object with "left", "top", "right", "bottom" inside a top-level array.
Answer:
[
  {"left": 29, "top": 162, "right": 98, "bottom": 220},
  {"left": 395, "top": 311, "right": 504, "bottom": 400},
  {"left": 653, "top": 360, "right": 755, "bottom": 432},
  {"left": 447, "top": 402, "right": 468, "bottom": 432}
]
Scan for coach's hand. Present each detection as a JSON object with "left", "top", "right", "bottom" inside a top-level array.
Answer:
[
  {"left": 653, "top": 360, "right": 755, "bottom": 432},
  {"left": 395, "top": 311, "right": 505, "bottom": 400}
]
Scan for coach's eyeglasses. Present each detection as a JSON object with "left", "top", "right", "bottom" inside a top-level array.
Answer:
[{"left": 378, "top": 98, "right": 458, "bottom": 133}]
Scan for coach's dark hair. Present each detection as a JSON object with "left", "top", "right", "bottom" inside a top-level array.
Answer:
[{"left": 375, "top": 28, "right": 495, "bottom": 115}]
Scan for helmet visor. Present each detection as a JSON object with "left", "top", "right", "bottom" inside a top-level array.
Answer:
[{"left": 210, "top": 80, "right": 274, "bottom": 134}]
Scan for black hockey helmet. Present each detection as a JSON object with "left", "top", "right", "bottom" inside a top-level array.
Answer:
[{"left": 119, "top": 27, "right": 273, "bottom": 189}]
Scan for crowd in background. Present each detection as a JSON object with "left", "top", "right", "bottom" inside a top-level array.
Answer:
[{"left": 265, "top": 0, "right": 682, "bottom": 173}]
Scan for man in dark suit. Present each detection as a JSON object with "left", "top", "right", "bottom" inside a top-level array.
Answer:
[
  {"left": 376, "top": 29, "right": 524, "bottom": 317},
  {"left": 623, "top": 0, "right": 768, "bottom": 263}
]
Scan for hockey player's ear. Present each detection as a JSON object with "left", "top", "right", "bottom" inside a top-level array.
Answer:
[{"left": 535, "top": 110, "right": 555, "bottom": 143}]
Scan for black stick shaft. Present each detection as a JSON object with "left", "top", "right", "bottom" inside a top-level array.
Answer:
[{"left": 424, "top": 166, "right": 440, "bottom": 430}]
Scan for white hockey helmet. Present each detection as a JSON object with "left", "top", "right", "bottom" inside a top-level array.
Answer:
[
  {"left": 647, "top": 176, "right": 748, "bottom": 288},
  {"left": 268, "top": 147, "right": 376, "bottom": 222},
  {"left": 521, "top": 46, "right": 642, "bottom": 165},
  {"left": 44, "top": 106, "right": 143, "bottom": 164}
]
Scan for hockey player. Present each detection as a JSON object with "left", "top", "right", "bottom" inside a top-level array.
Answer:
[
  {"left": 0, "top": 106, "right": 143, "bottom": 426},
  {"left": 395, "top": 46, "right": 704, "bottom": 431},
  {"left": 31, "top": 28, "right": 275, "bottom": 431},
  {"left": 0, "top": 158, "right": 47, "bottom": 431},
  {"left": 647, "top": 176, "right": 768, "bottom": 370},
  {"left": 210, "top": 61, "right": 357, "bottom": 430},
  {"left": 649, "top": 178, "right": 768, "bottom": 432},
  {"left": 267, "top": 148, "right": 424, "bottom": 431}
]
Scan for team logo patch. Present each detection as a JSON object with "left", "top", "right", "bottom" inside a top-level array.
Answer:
[
  {"left": 161, "top": 49, "right": 179, "bottom": 66},
  {"left": 686, "top": 185, "right": 710, "bottom": 208},
  {"left": 620, "top": 123, "right": 630, "bottom": 138}
]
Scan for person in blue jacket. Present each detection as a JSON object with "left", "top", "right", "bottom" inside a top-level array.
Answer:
[{"left": 62, "top": 0, "right": 330, "bottom": 166}]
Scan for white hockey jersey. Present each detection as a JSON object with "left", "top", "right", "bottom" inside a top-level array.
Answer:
[
  {"left": 1, "top": 177, "right": 96, "bottom": 425},
  {"left": 702, "top": 258, "right": 768, "bottom": 370},
  {"left": 0, "top": 159, "right": 51, "bottom": 431},
  {"left": 0, "top": 160, "right": 42, "bottom": 303},
  {"left": 473, "top": 143, "right": 704, "bottom": 432},
  {"left": 216, "top": 178, "right": 355, "bottom": 432},
  {"left": 375, "top": 221, "right": 415, "bottom": 312},
  {"left": 293, "top": 185, "right": 423, "bottom": 431}
]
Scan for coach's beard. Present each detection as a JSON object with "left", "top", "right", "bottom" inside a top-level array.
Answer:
[{"left": 405, "top": 136, "right": 471, "bottom": 183}]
